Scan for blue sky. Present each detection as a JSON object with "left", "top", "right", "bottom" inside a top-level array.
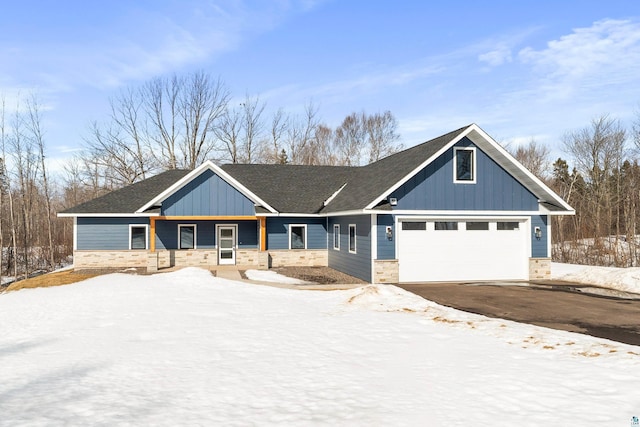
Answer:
[{"left": 2, "top": 0, "right": 640, "bottom": 172}]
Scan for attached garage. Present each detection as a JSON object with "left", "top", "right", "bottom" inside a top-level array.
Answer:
[{"left": 397, "top": 218, "right": 530, "bottom": 282}]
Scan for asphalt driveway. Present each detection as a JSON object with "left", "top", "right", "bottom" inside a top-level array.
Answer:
[{"left": 397, "top": 281, "right": 640, "bottom": 346}]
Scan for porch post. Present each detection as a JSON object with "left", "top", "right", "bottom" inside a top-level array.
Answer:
[
  {"left": 150, "top": 217, "right": 156, "bottom": 252},
  {"left": 259, "top": 217, "right": 267, "bottom": 251}
]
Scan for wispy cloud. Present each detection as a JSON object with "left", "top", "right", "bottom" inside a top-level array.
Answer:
[
  {"left": 478, "top": 44, "right": 512, "bottom": 67},
  {"left": 0, "top": 1, "right": 322, "bottom": 92},
  {"left": 518, "top": 19, "right": 640, "bottom": 99}
]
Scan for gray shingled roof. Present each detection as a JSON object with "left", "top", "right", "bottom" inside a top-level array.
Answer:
[
  {"left": 60, "top": 169, "right": 190, "bottom": 214},
  {"left": 320, "top": 125, "right": 469, "bottom": 213},
  {"left": 221, "top": 164, "right": 354, "bottom": 213},
  {"left": 60, "top": 125, "right": 471, "bottom": 215}
]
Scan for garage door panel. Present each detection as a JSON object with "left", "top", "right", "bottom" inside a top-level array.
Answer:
[{"left": 398, "top": 219, "right": 528, "bottom": 282}]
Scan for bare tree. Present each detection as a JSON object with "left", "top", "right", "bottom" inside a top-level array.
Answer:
[
  {"left": 334, "top": 112, "right": 366, "bottom": 166},
  {"left": 0, "top": 97, "right": 18, "bottom": 279},
  {"left": 215, "top": 106, "right": 241, "bottom": 164},
  {"left": 365, "top": 111, "right": 401, "bottom": 163},
  {"left": 83, "top": 71, "right": 230, "bottom": 179},
  {"left": 178, "top": 71, "right": 230, "bottom": 169},
  {"left": 562, "top": 114, "right": 627, "bottom": 262},
  {"left": 143, "top": 75, "right": 180, "bottom": 170},
  {"left": 25, "top": 95, "right": 54, "bottom": 269},
  {"left": 511, "top": 138, "right": 551, "bottom": 180},
  {"left": 286, "top": 102, "right": 320, "bottom": 165},
  {"left": 240, "top": 95, "right": 265, "bottom": 163}
]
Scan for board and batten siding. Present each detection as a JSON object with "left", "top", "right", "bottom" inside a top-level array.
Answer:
[
  {"left": 154, "top": 220, "right": 258, "bottom": 250},
  {"left": 162, "top": 169, "right": 255, "bottom": 216},
  {"left": 531, "top": 215, "right": 548, "bottom": 258},
  {"left": 376, "top": 214, "right": 395, "bottom": 260},
  {"left": 328, "top": 215, "right": 371, "bottom": 282},
  {"left": 77, "top": 217, "right": 149, "bottom": 250},
  {"left": 390, "top": 138, "right": 538, "bottom": 211},
  {"left": 266, "top": 217, "right": 327, "bottom": 250}
]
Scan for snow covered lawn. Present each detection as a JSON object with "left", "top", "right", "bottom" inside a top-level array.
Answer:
[
  {"left": 553, "top": 262, "right": 640, "bottom": 294},
  {"left": 1, "top": 267, "right": 640, "bottom": 426}
]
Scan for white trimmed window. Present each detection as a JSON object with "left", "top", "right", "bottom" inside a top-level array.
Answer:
[
  {"left": 349, "top": 224, "right": 356, "bottom": 253},
  {"left": 178, "top": 224, "right": 196, "bottom": 249},
  {"left": 289, "top": 224, "right": 307, "bottom": 249},
  {"left": 454, "top": 147, "right": 476, "bottom": 183},
  {"left": 434, "top": 221, "right": 458, "bottom": 231},
  {"left": 129, "top": 225, "right": 148, "bottom": 250},
  {"left": 497, "top": 221, "right": 520, "bottom": 231},
  {"left": 333, "top": 224, "right": 340, "bottom": 250}
]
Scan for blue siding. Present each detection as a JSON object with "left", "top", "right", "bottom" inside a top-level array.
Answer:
[
  {"left": 376, "top": 214, "right": 395, "bottom": 260},
  {"left": 162, "top": 169, "right": 255, "bottom": 216},
  {"left": 77, "top": 217, "right": 149, "bottom": 250},
  {"left": 328, "top": 215, "right": 371, "bottom": 282},
  {"left": 531, "top": 215, "right": 548, "bottom": 258},
  {"left": 155, "top": 220, "right": 258, "bottom": 250},
  {"left": 390, "top": 138, "right": 538, "bottom": 211},
  {"left": 266, "top": 217, "right": 327, "bottom": 250}
]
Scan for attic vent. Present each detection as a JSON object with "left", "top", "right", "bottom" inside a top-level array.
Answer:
[{"left": 389, "top": 197, "right": 398, "bottom": 206}]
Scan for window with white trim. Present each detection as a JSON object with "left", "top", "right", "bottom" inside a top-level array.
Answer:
[
  {"left": 434, "top": 221, "right": 458, "bottom": 230},
  {"left": 466, "top": 221, "right": 489, "bottom": 231},
  {"left": 290, "top": 225, "right": 307, "bottom": 249},
  {"left": 401, "top": 221, "right": 426, "bottom": 231},
  {"left": 333, "top": 224, "right": 340, "bottom": 250},
  {"left": 178, "top": 224, "right": 196, "bottom": 249},
  {"left": 130, "top": 225, "right": 148, "bottom": 250},
  {"left": 349, "top": 224, "right": 356, "bottom": 253},
  {"left": 454, "top": 147, "right": 476, "bottom": 183},
  {"left": 497, "top": 221, "right": 520, "bottom": 231}
]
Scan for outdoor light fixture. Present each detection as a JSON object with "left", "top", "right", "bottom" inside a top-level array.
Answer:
[
  {"left": 386, "top": 226, "right": 393, "bottom": 240},
  {"left": 534, "top": 226, "right": 542, "bottom": 240}
]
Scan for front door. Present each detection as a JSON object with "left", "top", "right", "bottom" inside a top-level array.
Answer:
[{"left": 217, "top": 225, "right": 237, "bottom": 265}]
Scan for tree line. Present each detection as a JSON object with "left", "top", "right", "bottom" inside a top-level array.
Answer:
[
  {"left": 513, "top": 114, "right": 640, "bottom": 267},
  {"left": 0, "top": 71, "right": 403, "bottom": 282},
  {"left": 3, "top": 69, "right": 640, "bottom": 283}
]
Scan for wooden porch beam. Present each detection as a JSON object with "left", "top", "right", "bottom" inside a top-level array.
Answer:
[
  {"left": 155, "top": 215, "right": 258, "bottom": 220},
  {"left": 150, "top": 217, "right": 156, "bottom": 252},
  {"left": 259, "top": 217, "right": 267, "bottom": 251}
]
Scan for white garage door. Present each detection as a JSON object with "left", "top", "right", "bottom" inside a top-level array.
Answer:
[{"left": 398, "top": 219, "right": 529, "bottom": 282}]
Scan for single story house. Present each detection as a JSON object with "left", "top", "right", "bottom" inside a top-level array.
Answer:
[{"left": 59, "top": 124, "right": 574, "bottom": 283}]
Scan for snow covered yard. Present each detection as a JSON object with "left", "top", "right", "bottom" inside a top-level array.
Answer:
[{"left": 1, "top": 268, "right": 640, "bottom": 426}]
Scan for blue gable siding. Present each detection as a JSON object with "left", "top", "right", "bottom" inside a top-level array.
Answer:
[
  {"left": 155, "top": 220, "right": 258, "bottom": 250},
  {"left": 376, "top": 214, "right": 395, "bottom": 260},
  {"left": 531, "top": 215, "right": 548, "bottom": 258},
  {"left": 328, "top": 215, "right": 371, "bottom": 282},
  {"left": 266, "top": 217, "right": 327, "bottom": 250},
  {"left": 390, "top": 138, "right": 538, "bottom": 211},
  {"left": 162, "top": 169, "right": 255, "bottom": 216},
  {"left": 77, "top": 217, "right": 149, "bottom": 250}
]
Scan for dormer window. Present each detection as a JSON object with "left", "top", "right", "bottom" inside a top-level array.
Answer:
[{"left": 454, "top": 147, "right": 476, "bottom": 183}]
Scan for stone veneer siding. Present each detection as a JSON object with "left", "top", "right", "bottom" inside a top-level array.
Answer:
[
  {"left": 373, "top": 259, "right": 399, "bottom": 284},
  {"left": 529, "top": 258, "right": 551, "bottom": 280},
  {"left": 77, "top": 249, "right": 268, "bottom": 271},
  {"left": 73, "top": 251, "right": 149, "bottom": 269},
  {"left": 267, "top": 250, "right": 328, "bottom": 268}
]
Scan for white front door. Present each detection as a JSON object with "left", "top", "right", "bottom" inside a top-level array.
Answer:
[{"left": 217, "top": 225, "right": 237, "bottom": 265}]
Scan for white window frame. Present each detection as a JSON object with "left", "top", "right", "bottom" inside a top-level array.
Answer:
[
  {"left": 333, "top": 224, "right": 340, "bottom": 250},
  {"left": 178, "top": 224, "right": 197, "bottom": 250},
  {"left": 348, "top": 224, "right": 357, "bottom": 254},
  {"left": 453, "top": 147, "right": 476, "bottom": 184},
  {"left": 129, "top": 224, "right": 148, "bottom": 250},
  {"left": 289, "top": 224, "right": 307, "bottom": 250}
]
